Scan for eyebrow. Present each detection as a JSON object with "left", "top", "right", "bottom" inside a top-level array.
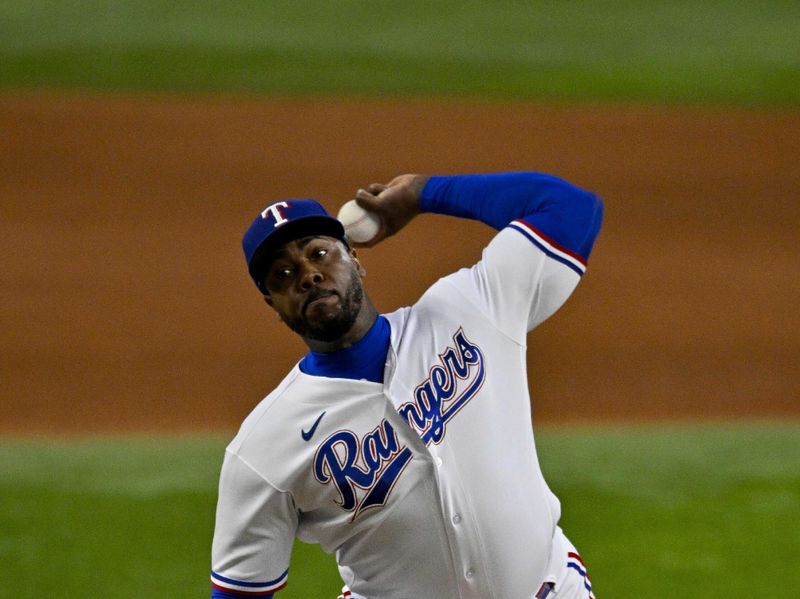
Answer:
[
  {"left": 296, "top": 236, "right": 316, "bottom": 249},
  {"left": 269, "top": 236, "right": 323, "bottom": 262}
]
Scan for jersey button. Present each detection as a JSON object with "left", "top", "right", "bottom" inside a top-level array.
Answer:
[
  {"left": 465, "top": 568, "right": 475, "bottom": 579},
  {"left": 435, "top": 457, "right": 443, "bottom": 467},
  {"left": 452, "top": 513, "right": 462, "bottom": 525}
]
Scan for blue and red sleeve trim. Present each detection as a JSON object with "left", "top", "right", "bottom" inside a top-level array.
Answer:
[
  {"left": 212, "top": 590, "right": 273, "bottom": 599},
  {"left": 508, "top": 219, "right": 587, "bottom": 276},
  {"left": 210, "top": 568, "right": 287, "bottom": 598},
  {"left": 566, "top": 552, "right": 595, "bottom": 599}
]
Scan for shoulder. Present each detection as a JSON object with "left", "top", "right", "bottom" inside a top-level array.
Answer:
[
  {"left": 223, "top": 366, "right": 344, "bottom": 489},
  {"left": 226, "top": 365, "right": 306, "bottom": 454}
]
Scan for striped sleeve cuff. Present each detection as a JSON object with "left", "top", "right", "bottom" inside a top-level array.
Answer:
[
  {"left": 212, "top": 589, "right": 273, "bottom": 599},
  {"left": 566, "top": 552, "right": 595, "bottom": 599},
  {"left": 508, "top": 219, "right": 587, "bottom": 277},
  {"left": 211, "top": 569, "right": 288, "bottom": 596}
]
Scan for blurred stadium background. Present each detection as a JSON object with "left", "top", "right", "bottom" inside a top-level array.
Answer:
[{"left": 1, "top": 2, "right": 798, "bottom": 597}]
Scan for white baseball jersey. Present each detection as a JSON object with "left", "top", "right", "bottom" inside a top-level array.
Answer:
[{"left": 212, "top": 216, "right": 591, "bottom": 598}]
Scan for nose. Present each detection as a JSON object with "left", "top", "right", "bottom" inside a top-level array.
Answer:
[{"left": 299, "top": 265, "right": 323, "bottom": 291}]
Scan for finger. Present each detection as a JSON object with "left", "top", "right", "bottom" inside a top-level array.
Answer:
[
  {"left": 367, "top": 182, "right": 388, "bottom": 194},
  {"left": 354, "top": 188, "right": 382, "bottom": 211}
]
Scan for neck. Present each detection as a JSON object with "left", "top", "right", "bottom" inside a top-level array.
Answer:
[{"left": 303, "top": 297, "right": 379, "bottom": 353}]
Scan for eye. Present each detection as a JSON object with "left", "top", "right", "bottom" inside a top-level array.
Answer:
[
  {"left": 274, "top": 266, "right": 293, "bottom": 280},
  {"left": 312, "top": 248, "right": 328, "bottom": 259}
]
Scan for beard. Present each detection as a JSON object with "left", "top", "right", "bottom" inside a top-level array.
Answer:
[{"left": 283, "top": 267, "right": 364, "bottom": 342}]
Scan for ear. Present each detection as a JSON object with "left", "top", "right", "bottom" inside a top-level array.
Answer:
[
  {"left": 263, "top": 294, "right": 283, "bottom": 321},
  {"left": 349, "top": 247, "right": 367, "bottom": 277}
]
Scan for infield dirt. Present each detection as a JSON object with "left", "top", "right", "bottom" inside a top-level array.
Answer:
[{"left": 1, "top": 93, "right": 798, "bottom": 433}]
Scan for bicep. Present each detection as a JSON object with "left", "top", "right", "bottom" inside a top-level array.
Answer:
[{"left": 449, "top": 227, "right": 581, "bottom": 340}]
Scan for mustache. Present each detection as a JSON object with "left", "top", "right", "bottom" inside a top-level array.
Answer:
[{"left": 302, "top": 288, "right": 338, "bottom": 314}]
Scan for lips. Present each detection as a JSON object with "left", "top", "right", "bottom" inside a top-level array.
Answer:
[{"left": 303, "top": 289, "right": 338, "bottom": 315}]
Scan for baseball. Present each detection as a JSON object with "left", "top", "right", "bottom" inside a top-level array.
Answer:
[{"left": 337, "top": 199, "right": 381, "bottom": 243}]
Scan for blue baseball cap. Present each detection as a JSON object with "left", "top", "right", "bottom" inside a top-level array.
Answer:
[{"left": 242, "top": 199, "right": 347, "bottom": 292}]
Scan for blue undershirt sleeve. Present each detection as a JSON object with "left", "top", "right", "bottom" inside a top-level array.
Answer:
[{"left": 419, "top": 172, "right": 603, "bottom": 264}]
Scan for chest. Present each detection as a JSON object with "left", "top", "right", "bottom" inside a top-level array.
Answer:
[{"left": 291, "top": 319, "right": 525, "bottom": 509}]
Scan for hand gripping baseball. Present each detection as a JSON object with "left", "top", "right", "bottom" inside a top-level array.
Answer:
[{"left": 351, "top": 174, "right": 428, "bottom": 247}]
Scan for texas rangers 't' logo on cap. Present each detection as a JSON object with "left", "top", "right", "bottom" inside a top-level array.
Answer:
[{"left": 261, "top": 201, "right": 290, "bottom": 227}]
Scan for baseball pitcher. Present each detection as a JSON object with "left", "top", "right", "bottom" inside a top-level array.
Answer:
[{"left": 210, "top": 172, "right": 603, "bottom": 599}]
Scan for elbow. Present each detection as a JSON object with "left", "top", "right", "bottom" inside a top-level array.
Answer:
[
  {"left": 588, "top": 191, "right": 604, "bottom": 231},
  {"left": 577, "top": 191, "right": 604, "bottom": 261}
]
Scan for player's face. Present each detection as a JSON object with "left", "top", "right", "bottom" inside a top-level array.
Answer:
[{"left": 262, "top": 236, "right": 366, "bottom": 342}]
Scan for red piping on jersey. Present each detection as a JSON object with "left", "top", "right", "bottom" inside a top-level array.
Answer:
[{"left": 512, "top": 219, "right": 588, "bottom": 267}]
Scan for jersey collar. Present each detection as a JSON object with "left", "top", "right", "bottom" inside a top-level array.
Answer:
[{"left": 299, "top": 315, "right": 391, "bottom": 383}]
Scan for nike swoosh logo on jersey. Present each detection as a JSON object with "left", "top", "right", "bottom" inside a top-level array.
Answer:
[{"left": 301, "top": 411, "right": 326, "bottom": 442}]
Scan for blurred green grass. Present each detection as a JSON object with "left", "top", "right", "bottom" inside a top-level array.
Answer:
[
  {"left": 1, "top": 0, "right": 799, "bottom": 104},
  {"left": 1, "top": 423, "right": 798, "bottom": 598}
]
